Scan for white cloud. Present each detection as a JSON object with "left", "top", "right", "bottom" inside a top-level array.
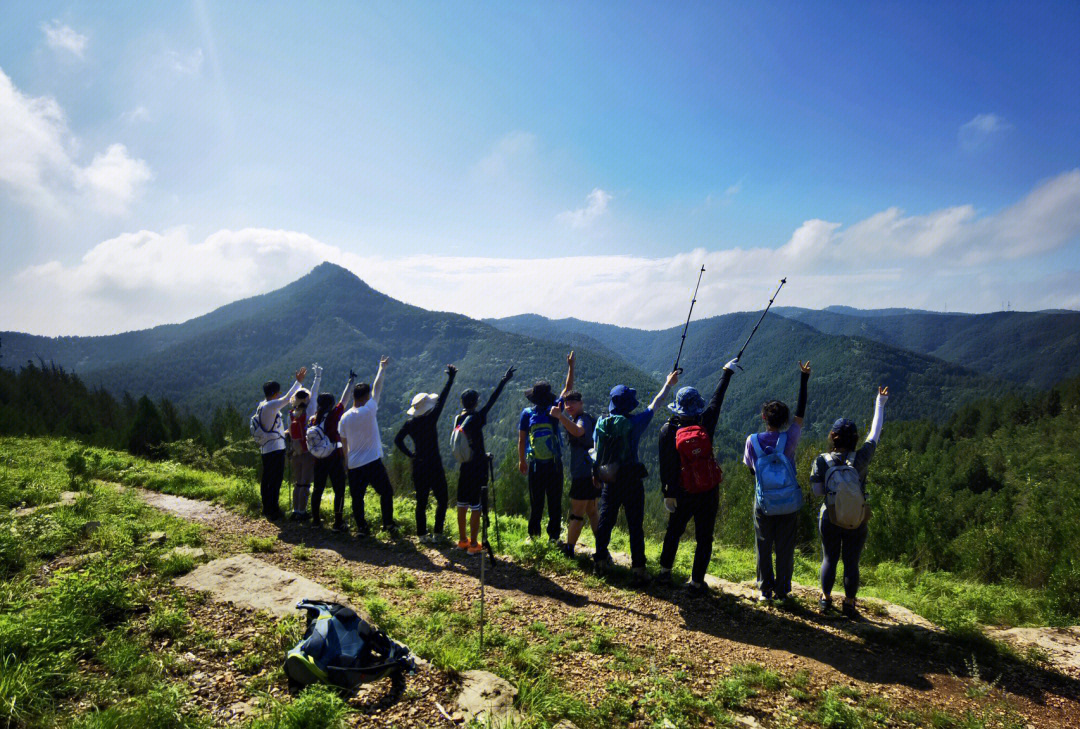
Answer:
[
  {"left": 556, "top": 188, "right": 612, "bottom": 229},
  {"left": 0, "top": 67, "right": 152, "bottom": 215},
  {"left": 4, "top": 171, "right": 1079, "bottom": 336},
  {"left": 167, "top": 48, "right": 204, "bottom": 75},
  {"left": 41, "top": 21, "right": 88, "bottom": 59},
  {"left": 959, "top": 113, "right": 1011, "bottom": 151},
  {"left": 121, "top": 105, "right": 150, "bottom": 124}
]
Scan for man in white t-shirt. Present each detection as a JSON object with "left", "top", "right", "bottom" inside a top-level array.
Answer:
[
  {"left": 254, "top": 366, "right": 307, "bottom": 520},
  {"left": 339, "top": 356, "right": 396, "bottom": 536}
]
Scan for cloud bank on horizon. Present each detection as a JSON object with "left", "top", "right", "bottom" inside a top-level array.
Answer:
[{"left": 5, "top": 167, "right": 1079, "bottom": 336}]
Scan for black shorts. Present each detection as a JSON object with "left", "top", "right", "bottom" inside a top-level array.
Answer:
[
  {"left": 569, "top": 475, "right": 601, "bottom": 501},
  {"left": 456, "top": 460, "right": 485, "bottom": 510}
]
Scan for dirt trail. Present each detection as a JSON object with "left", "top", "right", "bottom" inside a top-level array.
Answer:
[{"left": 135, "top": 488, "right": 1080, "bottom": 728}]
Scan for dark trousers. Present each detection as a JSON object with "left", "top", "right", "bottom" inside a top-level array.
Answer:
[
  {"left": 819, "top": 510, "right": 869, "bottom": 599},
  {"left": 659, "top": 488, "right": 720, "bottom": 583},
  {"left": 347, "top": 459, "right": 395, "bottom": 532},
  {"left": 754, "top": 508, "right": 799, "bottom": 597},
  {"left": 413, "top": 458, "right": 448, "bottom": 536},
  {"left": 260, "top": 449, "right": 286, "bottom": 518},
  {"left": 527, "top": 462, "right": 563, "bottom": 540},
  {"left": 312, "top": 450, "right": 346, "bottom": 524},
  {"left": 594, "top": 477, "right": 647, "bottom": 568}
]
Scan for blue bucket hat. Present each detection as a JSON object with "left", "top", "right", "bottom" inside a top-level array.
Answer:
[
  {"left": 831, "top": 418, "right": 857, "bottom": 436},
  {"left": 668, "top": 386, "right": 706, "bottom": 417},
  {"left": 608, "top": 385, "right": 638, "bottom": 415}
]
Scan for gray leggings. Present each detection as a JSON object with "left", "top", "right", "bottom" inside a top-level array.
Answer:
[{"left": 819, "top": 509, "right": 869, "bottom": 599}]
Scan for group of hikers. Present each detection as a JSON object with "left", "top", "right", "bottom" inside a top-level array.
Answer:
[{"left": 251, "top": 351, "right": 888, "bottom": 617}]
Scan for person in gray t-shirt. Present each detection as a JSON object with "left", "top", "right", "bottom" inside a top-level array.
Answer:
[{"left": 809, "top": 386, "right": 889, "bottom": 618}]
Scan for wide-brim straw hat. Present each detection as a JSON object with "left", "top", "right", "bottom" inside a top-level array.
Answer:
[{"left": 407, "top": 393, "right": 438, "bottom": 417}]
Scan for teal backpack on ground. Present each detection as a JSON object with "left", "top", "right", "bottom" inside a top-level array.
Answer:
[
  {"left": 750, "top": 432, "right": 803, "bottom": 516},
  {"left": 593, "top": 414, "right": 632, "bottom": 483},
  {"left": 284, "top": 600, "right": 415, "bottom": 692},
  {"left": 524, "top": 407, "right": 561, "bottom": 463}
]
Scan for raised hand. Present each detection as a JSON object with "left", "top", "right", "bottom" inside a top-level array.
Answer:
[
  {"left": 723, "top": 356, "right": 740, "bottom": 373},
  {"left": 799, "top": 360, "right": 812, "bottom": 375},
  {"left": 348, "top": 369, "right": 358, "bottom": 380},
  {"left": 295, "top": 366, "right": 307, "bottom": 383},
  {"left": 503, "top": 366, "right": 516, "bottom": 382},
  {"left": 567, "top": 351, "right": 575, "bottom": 367},
  {"left": 311, "top": 363, "right": 323, "bottom": 378},
  {"left": 379, "top": 356, "right": 390, "bottom": 368},
  {"left": 665, "top": 370, "right": 680, "bottom": 387},
  {"left": 446, "top": 364, "right": 458, "bottom": 376},
  {"left": 877, "top": 385, "right": 889, "bottom": 403}
]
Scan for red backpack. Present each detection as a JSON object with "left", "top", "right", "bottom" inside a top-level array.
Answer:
[{"left": 674, "top": 425, "right": 723, "bottom": 493}]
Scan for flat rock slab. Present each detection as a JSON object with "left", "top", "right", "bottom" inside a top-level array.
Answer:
[
  {"left": 456, "top": 670, "right": 519, "bottom": 728},
  {"left": 167, "top": 546, "right": 207, "bottom": 561},
  {"left": 175, "top": 554, "right": 349, "bottom": 619},
  {"left": 13, "top": 491, "right": 79, "bottom": 517},
  {"left": 987, "top": 626, "right": 1080, "bottom": 671},
  {"left": 138, "top": 490, "right": 232, "bottom": 523}
]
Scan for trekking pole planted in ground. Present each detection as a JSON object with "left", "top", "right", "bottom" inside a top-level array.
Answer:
[
  {"left": 487, "top": 453, "right": 502, "bottom": 552},
  {"left": 673, "top": 265, "right": 706, "bottom": 373},
  {"left": 479, "top": 477, "right": 490, "bottom": 650},
  {"left": 736, "top": 278, "right": 787, "bottom": 362}
]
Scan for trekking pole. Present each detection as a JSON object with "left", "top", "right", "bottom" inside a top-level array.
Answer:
[
  {"left": 479, "top": 481, "right": 488, "bottom": 650},
  {"left": 735, "top": 278, "right": 787, "bottom": 363},
  {"left": 487, "top": 454, "right": 502, "bottom": 552},
  {"left": 673, "top": 265, "right": 706, "bottom": 373}
]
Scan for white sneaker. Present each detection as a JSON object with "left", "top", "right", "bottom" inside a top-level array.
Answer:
[{"left": 419, "top": 533, "right": 436, "bottom": 544}]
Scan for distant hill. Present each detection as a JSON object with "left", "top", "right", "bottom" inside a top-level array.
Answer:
[
  {"left": 1, "top": 263, "right": 658, "bottom": 463},
  {"left": 770, "top": 307, "right": 1080, "bottom": 389}
]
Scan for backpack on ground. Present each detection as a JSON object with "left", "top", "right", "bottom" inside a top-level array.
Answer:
[
  {"left": 823, "top": 452, "right": 866, "bottom": 529},
  {"left": 524, "top": 407, "right": 561, "bottom": 464},
  {"left": 249, "top": 405, "right": 281, "bottom": 448},
  {"left": 593, "top": 414, "right": 632, "bottom": 483},
  {"left": 305, "top": 421, "right": 336, "bottom": 459},
  {"left": 450, "top": 413, "right": 474, "bottom": 464},
  {"left": 284, "top": 600, "right": 415, "bottom": 692},
  {"left": 675, "top": 424, "right": 723, "bottom": 494},
  {"left": 750, "top": 432, "right": 803, "bottom": 515}
]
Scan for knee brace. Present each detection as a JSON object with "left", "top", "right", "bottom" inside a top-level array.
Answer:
[{"left": 568, "top": 514, "right": 585, "bottom": 523}]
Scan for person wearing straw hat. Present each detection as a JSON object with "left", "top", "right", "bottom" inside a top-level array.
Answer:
[
  {"left": 656, "top": 357, "right": 739, "bottom": 594},
  {"left": 394, "top": 364, "right": 457, "bottom": 543}
]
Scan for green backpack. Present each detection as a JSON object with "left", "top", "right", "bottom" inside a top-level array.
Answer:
[
  {"left": 593, "top": 415, "right": 632, "bottom": 483},
  {"left": 524, "top": 407, "right": 562, "bottom": 463}
]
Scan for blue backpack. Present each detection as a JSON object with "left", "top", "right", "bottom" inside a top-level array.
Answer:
[
  {"left": 750, "top": 433, "right": 804, "bottom": 516},
  {"left": 284, "top": 600, "right": 415, "bottom": 691},
  {"left": 524, "top": 407, "right": 561, "bottom": 464}
]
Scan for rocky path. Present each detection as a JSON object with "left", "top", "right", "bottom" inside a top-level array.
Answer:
[{"left": 134, "top": 487, "right": 1080, "bottom": 728}]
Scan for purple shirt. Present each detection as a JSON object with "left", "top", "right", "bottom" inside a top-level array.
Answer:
[{"left": 743, "top": 423, "right": 802, "bottom": 473}]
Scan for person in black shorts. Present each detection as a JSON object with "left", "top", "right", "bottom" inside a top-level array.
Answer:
[
  {"left": 454, "top": 366, "right": 515, "bottom": 553},
  {"left": 550, "top": 387, "right": 597, "bottom": 557}
]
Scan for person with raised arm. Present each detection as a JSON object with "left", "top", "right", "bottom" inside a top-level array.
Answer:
[
  {"left": 743, "top": 361, "right": 811, "bottom": 603},
  {"left": 547, "top": 353, "right": 599, "bottom": 557},
  {"left": 454, "top": 366, "right": 515, "bottom": 553},
  {"left": 287, "top": 364, "right": 322, "bottom": 521},
  {"left": 395, "top": 364, "right": 457, "bottom": 544},
  {"left": 308, "top": 368, "right": 357, "bottom": 530},
  {"left": 656, "top": 356, "right": 740, "bottom": 593},
  {"left": 251, "top": 366, "right": 307, "bottom": 520},
  {"left": 809, "top": 386, "right": 889, "bottom": 618},
  {"left": 591, "top": 370, "right": 680, "bottom": 586},
  {"left": 339, "top": 356, "right": 397, "bottom": 538}
]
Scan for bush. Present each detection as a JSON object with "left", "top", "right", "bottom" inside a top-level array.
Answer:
[{"left": 249, "top": 684, "right": 351, "bottom": 729}]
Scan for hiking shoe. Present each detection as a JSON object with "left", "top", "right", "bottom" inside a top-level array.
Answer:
[
  {"left": 593, "top": 554, "right": 614, "bottom": 575},
  {"left": 355, "top": 525, "right": 370, "bottom": 538},
  {"left": 456, "top": 540, "right": 471, "bottom": 550},
  {"left": 757, "top": 591, "right": 774, "bottom": 603},
  {"left": 332, "top": 521, "right": 347, "bottom": 532},
  {"left": 685, "top": 580, "right": 709, "bottom": 596},
  {"left": 629, "top": 567, "right": 651, "bottom": 588},
  {"left": 842, "top": 600, "right": 860, "bottom": 620},
  {"left": 467, "top": 542, "right": 485, "bottom": 555},
  {"left": 418, "top": 533, "right": 436, "bottom": 545},
  {"left": 654, "top": 569, "right": 674, "bottom": 587},
  {"left": 819, "top": 597, "right": 834, "bottom": 614},
  {"left": 559, "top": 542, "right": 576, "bottom": 558},
  {"left": 311, "top": 518, "right": 322, "bottom": 528}
]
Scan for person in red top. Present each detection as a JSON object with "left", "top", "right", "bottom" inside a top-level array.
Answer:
[
  {"left": 287, "top": 365, "right": 321, "bottom": 521},
  {"left": 310, "top": 369, "right": 357, "bottom": 530}
]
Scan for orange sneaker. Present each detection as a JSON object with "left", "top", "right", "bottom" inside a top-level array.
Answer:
[
  {"left": 456, "top": 540, "right": 470, "bottom": 550},
  {"left": 467, "top": 542, "right": 485, "bottom": 554}
]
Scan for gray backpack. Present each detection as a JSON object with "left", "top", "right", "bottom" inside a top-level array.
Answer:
[{"left": 823, "top": 452, "right": 866, "bottom": 529}]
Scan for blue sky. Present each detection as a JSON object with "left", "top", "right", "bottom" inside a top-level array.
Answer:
[{"left": 1, "top": 1, "right": 1078, "bottom": 334}]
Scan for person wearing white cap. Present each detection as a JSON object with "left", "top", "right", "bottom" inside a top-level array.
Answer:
[{"left": 394, "top": 365, "right": 457, "bottom": 542}]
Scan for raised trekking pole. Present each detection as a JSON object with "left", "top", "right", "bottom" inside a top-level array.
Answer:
[
  {"left": 736, "top": 278, "right": 787, "bottom": 362},
  {"left": 673, "top": 265, "right": 706, "bottom": 373}
]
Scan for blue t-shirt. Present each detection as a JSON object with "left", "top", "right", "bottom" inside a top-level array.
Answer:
[
  {"left": 567, "top": 412, "right": 596, "bottom": 479},
  {"left": 593, "top": 408, "right": 654, "bottom": 465}
]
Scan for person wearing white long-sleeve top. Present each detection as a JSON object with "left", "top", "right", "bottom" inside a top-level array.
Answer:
[
  {"left": 287, "top": 364, "right": 322, "bottom": 521},
  {"left": 339, "top": 357, "right": 397, "bottom": 536},
  {"left": 808, "top": 386, "right": 889, "bottom": 618},
  {"left": 254, "top": 366, "right": 307, "bottom": 520}
]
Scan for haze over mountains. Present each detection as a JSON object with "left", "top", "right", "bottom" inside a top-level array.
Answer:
[{"left": 3, "top": 264, "right": 1079, "bottom": 452}]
